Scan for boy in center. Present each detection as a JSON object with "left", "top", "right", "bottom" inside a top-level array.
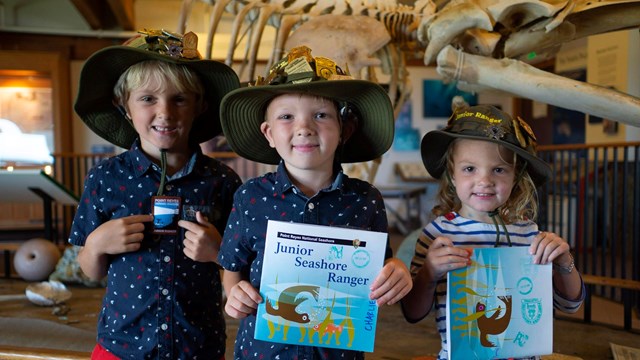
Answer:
[{"left": 217, "top": 46, "right": 412, "bottom": 359}]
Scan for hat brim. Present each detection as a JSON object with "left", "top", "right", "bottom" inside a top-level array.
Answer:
[
  {"left": 74, "top": 46, "right": 239, "bottom": 149},
  {"left": 421, "top": 131, "right": 552, "bottom": 187},
  {"left": 220, "top": 80, "right": 394, "bottom": 164}
]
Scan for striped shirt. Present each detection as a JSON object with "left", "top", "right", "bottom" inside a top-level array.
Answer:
[{"left": 409, "top": 212, "right": 585, "bottom": 360}]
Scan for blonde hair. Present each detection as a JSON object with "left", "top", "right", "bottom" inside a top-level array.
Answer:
[
  {"left": 432, "top": 139, "right": 539, "bottom": 223},
  {"left": 113, "top": 60, "right": 205, "bottom": 109}
]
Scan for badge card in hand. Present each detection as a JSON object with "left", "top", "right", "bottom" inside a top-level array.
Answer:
[{"left": 152, "top": 196, "right": 181, "bottom": 235}]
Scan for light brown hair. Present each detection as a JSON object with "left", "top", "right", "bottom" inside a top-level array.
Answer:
[{"left": 432, "top": 138, "right": 539, "bottom": 223}]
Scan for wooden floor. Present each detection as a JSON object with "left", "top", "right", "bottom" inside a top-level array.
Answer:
[{"left": 0, "top": 230, "right": 639, "bottom": 359}]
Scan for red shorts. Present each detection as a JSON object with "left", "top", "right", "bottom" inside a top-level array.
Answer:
[{"left": 91, "top": 344, "right": 120, "bottom": 360}]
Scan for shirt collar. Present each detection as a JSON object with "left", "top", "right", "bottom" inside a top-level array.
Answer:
[{"left": 274, "top": 160, "right": 347, "bottom": 195}]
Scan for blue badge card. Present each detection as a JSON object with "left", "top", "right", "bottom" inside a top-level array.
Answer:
[
  {"left": 255, "top": 220, "right": 387, "bottom": 352},
  {"left": 446, "top": 247, "right": 552, "bottom": 359}
]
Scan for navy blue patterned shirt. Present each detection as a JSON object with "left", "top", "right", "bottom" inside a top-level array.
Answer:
[
  {"left": 218, "top": 162, "right": 391, "bottom": 360},
  {"left": 69, "top": 140, "right": 242, "bottom": 359}
]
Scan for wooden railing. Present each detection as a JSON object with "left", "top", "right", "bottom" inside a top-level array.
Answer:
[
  {"left": 538, "top": 141, "right": 640, "bottom": 328},
  {"left": 0, "top": 345, "right": 90, "bottom": 360}
]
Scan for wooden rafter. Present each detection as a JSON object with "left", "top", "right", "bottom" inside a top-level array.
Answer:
[{"left": 69, "top": 0, "right": 134, "bottom": 31}]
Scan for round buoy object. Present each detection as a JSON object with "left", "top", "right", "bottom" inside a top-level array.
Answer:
[{"left": 13, "top": 238, "right": 61, "bottom": 281}]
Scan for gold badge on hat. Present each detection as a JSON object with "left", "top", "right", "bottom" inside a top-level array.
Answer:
[
  {"left": 314, "top": 56, "right": 338, "bottom": 79},
  {"left": 287, "top": 45, "right": 313, "bottom": 64},
  {"left": 126, "top": 29, "right": 201, "bottom": 59},
  {"left": 284, "top": 57, "right": 315, "bottom": 84},
  {"left": 181, "top": 32, "right": 200, "bottom": 59},
  {"left": 515, "top": 116, "right": 538, "bottom": 150},
  {"left": 513, "top": 118, "right": 527, "bottom": 148}
]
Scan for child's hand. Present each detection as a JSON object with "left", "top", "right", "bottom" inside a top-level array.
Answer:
[
  {"left": 224, "top": 280, "right": 263, "bottom": 320},
  {"left": 530, "top": 231, "right": 572, "bottom": 267},
  {"left": 179, "top": 211, "right": 221, "bottom": 262},
  {"left": 424, "top": 236, "right": 472, "bottom": 281},
  {"left": 370, "top": 258, "right": 412, "bottom": 306},
  {"left": 86, "top": 214, "right": 152, "bottom": 255}
]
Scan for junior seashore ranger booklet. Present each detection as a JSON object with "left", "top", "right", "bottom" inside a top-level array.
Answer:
[
  {"left": 255, "top": 220, "right": 387, "bottom": 352},
  {"left": 447, "top": 247, "right": 553, "bottom": 359}
]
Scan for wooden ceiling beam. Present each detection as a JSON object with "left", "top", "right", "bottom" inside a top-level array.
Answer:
[
  {"left": 107, "top": 0, "right": 135, "bottom": 31},
  {"left": 69, "top": 0, "right": 134, "bottom": 31},
  {"left": 69, "top": 0, "right": 105, "bottom": 29}
]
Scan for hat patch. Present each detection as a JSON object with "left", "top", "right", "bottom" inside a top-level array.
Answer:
[
  {"left": 257, "top": 45, "right": 353, "bottom": 86},
  {"left": 454, "top": 110, "right": 503, "bottom": 125},
  {"left": 125, "top": 29, "right": 201, "bottom": 59}
]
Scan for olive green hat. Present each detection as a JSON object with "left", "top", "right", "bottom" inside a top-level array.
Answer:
[
  {"left": 74, "top": 30, "right": 240, "bottom": 149},
  {"left": 220, "top": 45, "right": 394, "bottom": 164},
  {"left": 421, "top": 105, "right": 552, "bottom": 187}
]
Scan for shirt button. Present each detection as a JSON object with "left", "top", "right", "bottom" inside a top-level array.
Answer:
[
  {"left": 165, "top": 184, "right": 173, "bottom": 191},
  {"left": 161, "top": 323, "right": 168, "bottom": 331},
  {"left": 163, "top": 256, "right": 170, "bottom": 263},
  {"left": 162, "top": 288, "right": 169, "bottom": 296},
  {"left": 308, "top": 203, "right": 315, "bottom": 210}
]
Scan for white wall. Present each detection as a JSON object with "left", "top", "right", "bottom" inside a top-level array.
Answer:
[{"left": 586, "top": 29, "right": 638, "bottom": 144}]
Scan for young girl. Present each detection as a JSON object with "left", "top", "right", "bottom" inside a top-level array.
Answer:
[
  {"left": 401, "top": 105, "right": 584, "bottom": 359},
  {"left": 71, "top": 30, "right": 241, "bottom": 359}
]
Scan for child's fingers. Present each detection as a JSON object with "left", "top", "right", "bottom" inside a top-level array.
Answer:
[
  {"left": 237, "top": 281, "right": 263, "bottom": 305},
  {"left": 431, "top": 237, "right": 470, "bottom": 259},
  {"left": 225, "top": 282, "right": 263, "bottom": 319},
  {"left": 426, "top": 238, "right": 470, "bottom": 279},
  {"left": 530, "top": 231, "right": 551, "bottom": 263},
  {"left": 195, "top": 211, "right": 213, "bottom": 227},
  {"left": 431, "top": 236, "right": 454, "bottom": 249},
  {"left": 177, "top": 212, "right": 210, "bottom": 230},
  {"left": 179, "top": 212, "right": 221, "bottom": 238},
  {"left": 119, "top": 214, "right": 154, "bottom": 226},
  {"left": 370, "top": 259, "right": 412, "bottom": 305},
  {"left": 529, "top": 231, "right": 546, "bottom": 255},
  {"left": 225, "top": 300, "right": 252, "bottom": 319},
  {"left": 531, "top": 231, "right": 570, "bottom": 264}
]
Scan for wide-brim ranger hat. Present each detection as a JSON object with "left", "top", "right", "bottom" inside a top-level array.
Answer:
[
  {"left": 74, "top": 29, "right": 240, "bottom": 149},
  {"left": 421, "top": 105, "right": 552, "bottom": 187},
  {"left": 220, "top": 45, "right": 394, "bottom": 164}
]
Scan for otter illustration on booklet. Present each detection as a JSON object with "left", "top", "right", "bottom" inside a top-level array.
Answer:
[{"left": 255, "top": 220, "right": 387, "bottom": 352}]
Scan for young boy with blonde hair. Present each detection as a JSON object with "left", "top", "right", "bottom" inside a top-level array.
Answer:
[
  {"left": 71, "top": 30, "right": 241, "bottom": 359},
  {"left": 218, "top": 46, "right": 412, "bottom": 359}
]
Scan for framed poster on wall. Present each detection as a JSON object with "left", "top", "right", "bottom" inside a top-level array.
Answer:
[{"left": 423, "top": 79, "right": 477, "bottom": 118}]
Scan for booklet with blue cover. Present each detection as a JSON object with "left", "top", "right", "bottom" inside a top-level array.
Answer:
[
  {"left": 255, "top": 220, "right": 388, "bottom": 352},
  {"left": 447, "top": 247, "right": 553, "bottom": 359}
]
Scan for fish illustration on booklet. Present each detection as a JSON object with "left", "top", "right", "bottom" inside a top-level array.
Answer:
[
  {"left": 447, "top": 247, "right": 553, "bottom": 359},
  {"left": 255, "top": 220, "right": 387, "bottom": 352}
]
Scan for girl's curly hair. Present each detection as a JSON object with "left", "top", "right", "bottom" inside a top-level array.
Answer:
[{"left": 431, "top": 139, "right": 539, "bottom": 223}]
